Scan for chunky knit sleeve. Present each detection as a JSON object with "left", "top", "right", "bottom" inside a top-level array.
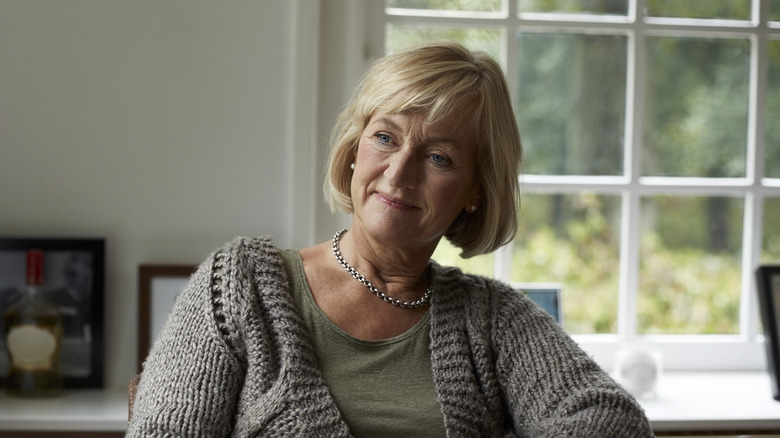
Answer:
[
  {"left": 127, "top": 247, "right": 248, "bottom": 437},
  {"left": 127, "top": 237, "right": 352, "bottom": 437},
  {"left": 491, "top": 283, "right": 655, "bottom": 437}
]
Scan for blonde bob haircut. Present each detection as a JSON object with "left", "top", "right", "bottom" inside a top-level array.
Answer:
[{"left": 324, "top": 41, "right": 522, "bottom": 258}]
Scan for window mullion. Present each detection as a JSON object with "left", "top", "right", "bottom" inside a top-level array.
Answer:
[
  {"left": 743, "top": 192, "right": 763, "bottom": 338},
  {"left": 629, "top": 0, "right": 639, "bottom": 22},
  {"left": 752, "top": 4, "right": 769, "bottom": 184},
  {"left": 495, "top": 0, "right": 517, "bottom": 283},
  {"left": 504, "top": 0, "right": 518, "bottom": 80},
  {"left": 494, "top": 243, "right": 514, "bottom": 282},
  {"left": 620, "top": 191, "right": 641, "bottom": 339},
  {"left": 618, "top": 4, "right": 645, "bottom": 341},
  {"left": 742, "top": 1, "right": 769, "bottom": 338}
]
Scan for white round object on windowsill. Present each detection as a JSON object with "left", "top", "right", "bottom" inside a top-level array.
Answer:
[{"left": 613, "top": 348, "right": 662, "bottom": 399}]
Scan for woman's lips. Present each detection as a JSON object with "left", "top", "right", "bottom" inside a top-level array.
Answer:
[{"left": 375, "top": 192, "right": 416, "bottom": 210}]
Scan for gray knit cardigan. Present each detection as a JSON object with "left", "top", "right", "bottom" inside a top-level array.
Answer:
[{"left": 126, "top": 236, "right": 654, "bottom": 437}]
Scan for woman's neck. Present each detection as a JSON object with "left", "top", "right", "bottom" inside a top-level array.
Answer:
[{"left": 336, "top": 226, "right": 436, "bottom": 302}]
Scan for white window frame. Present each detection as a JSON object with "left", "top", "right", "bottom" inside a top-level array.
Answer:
[{"left": 362, "top": 0, "right": 780, "bottom": 371}]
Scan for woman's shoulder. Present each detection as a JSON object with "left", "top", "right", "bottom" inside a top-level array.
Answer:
[
  {"left": 200, "top": 235, "right": 284, "bottom": 279},
  {"left": 189, "top": 235, "right": 294, "bottom": 350},
  {"left": 211, "top": 235, "right": 278, "bottom": 262},
  {"left": 206, "top": 235, "right": 290, "bottom": 295}
]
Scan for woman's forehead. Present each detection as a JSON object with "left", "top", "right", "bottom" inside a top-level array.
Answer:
[{"left": 368, "top": 110, "right": 472, "bottom": 135}]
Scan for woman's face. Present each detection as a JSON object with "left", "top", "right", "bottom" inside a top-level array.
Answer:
[{"left": 350, "top": 110, "right": 481, "bottom": 251}]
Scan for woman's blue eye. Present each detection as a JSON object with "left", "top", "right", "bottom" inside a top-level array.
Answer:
[
  {"left": 431, "top": 154, "right": 447, "bottom": 164},
  {"left": 376, "top": 133, "right": 392, "bottom": 143}
]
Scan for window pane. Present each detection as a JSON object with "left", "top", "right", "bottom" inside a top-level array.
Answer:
[
  {"left": 433, "top": 236, "right": 494, "bottom": 277},
  {"left": 767, "top": 40, "right": 780, "bottom": 179},
  {"left": 772, "top": 0, "right": 780, "bottom": 22},
  {"left": 638, "top": 196, "right": 743, "bottom": 334},
  {"left": 385, "top": 24, "right": 501, "bottom": 61},
  {"left": 763, "top": 197, "right": 780, "bottom": 264},
  {"left": 386, "top": 0, "right": 502, "bottom": 13},
  {"left": 511, "top": 193, "right": 621, "bottom": 334},
  {"left": 645, "top": 0, "right": 751, "bottom": 20},
  {"left": 518, "top": 0, "right": 628, "bottom": 16},
  {"left": 643, "top": 37, "right": 750, "bottom": 178},
  {"left": 516, "top": 32, "right": 626, "bottom": 176}
]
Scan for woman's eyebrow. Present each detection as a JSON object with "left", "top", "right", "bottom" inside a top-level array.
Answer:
[
  {"left": 371, "top": 116, "right": 402, "bottom": 131},
  {"left": 371, "top": 116, "right": 462, "bottom": 148}
]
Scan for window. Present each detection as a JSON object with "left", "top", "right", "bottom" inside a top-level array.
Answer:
[{"left": 367, "top": 0, "right": 780, "bottom": 370}]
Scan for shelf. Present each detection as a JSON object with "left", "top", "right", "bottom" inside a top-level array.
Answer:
[{"left": 0, "top": 389, "right": 126, "bottom": 432}]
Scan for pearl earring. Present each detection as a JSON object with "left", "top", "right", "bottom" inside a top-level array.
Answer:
[
  {"left": 350, "top": 163, "right": 355, "bottom": 170},
  {"left": 468, "top": 205, "right": 478, "bottom": 212}
]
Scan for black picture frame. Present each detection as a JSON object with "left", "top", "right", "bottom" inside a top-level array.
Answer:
[
  {"left": 137, "top": 264, "right": 196, "bottom": 373},
  {"left": 0, "top": 237, "right": 105, "bottom": 388},
  {"left": 756, "top": 265, "right": 780, "bottom": 401}
]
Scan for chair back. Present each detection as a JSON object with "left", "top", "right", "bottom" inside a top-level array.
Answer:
[{"left": 128, "top": 374, "right": 141, "bottom": 421}]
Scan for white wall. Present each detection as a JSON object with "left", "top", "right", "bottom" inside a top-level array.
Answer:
[
  {"left": 0, "top": 1, "right": 320, "bottom": 388},
  {"left": 314, "top": 0, "right": 371, "bottom": 240}
]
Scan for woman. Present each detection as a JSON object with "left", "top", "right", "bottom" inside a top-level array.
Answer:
[{"left": 127, "top": 41, "right": 654, "bottom": 437}]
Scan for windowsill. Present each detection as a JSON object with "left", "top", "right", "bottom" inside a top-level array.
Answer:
[
  {"left": 641, "top": 371, "right": 780, "bottom": 434},
  {"left": 576, "top": 335, "right": 767, "bottom": 372},
  {"left": 0, "top": 372, "right": 777, "bottom": 434}
]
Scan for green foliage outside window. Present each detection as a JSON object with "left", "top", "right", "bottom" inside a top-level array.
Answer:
[
  {"left": 516, "top": 33, "right": 626, "bottom": 176},
  {"left": 768, "top": 40, "right": 780, "bottom": 179},
  {"left": 637, "top": 234, "right": 742, "bottom": 335},
  {"left": 637, "top": 196, "right": 744, "bottom": 334},
  {"left": 643, "top": 37, "right": 750, "bottom": 178}
]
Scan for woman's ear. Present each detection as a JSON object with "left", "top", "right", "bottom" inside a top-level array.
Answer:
[{"left": 465, "top": 189, "right": 483, "bottom": 213}]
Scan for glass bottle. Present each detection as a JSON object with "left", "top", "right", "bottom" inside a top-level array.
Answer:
[{"left": 3, "top": 249, "right": 64, "bottom": 396}]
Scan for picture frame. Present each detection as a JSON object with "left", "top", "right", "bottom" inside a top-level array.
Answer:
[
  {"left": 0, "top": 237, "right": 105, "bottom": 388},
  {"left": 513, "top": 282, "right": 564, "bottom": 326},
  {"left": 137, "top": 264, "right": 196, "bottom": 372},
  {"left": 756, "top": 265, "right": 780, "bottom": 401}
]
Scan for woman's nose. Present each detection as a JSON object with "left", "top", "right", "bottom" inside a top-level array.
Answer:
[{"left": 386, "top": 150, "right": 419, "bottom": 189}]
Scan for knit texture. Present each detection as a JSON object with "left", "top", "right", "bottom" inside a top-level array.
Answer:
[{"left": 126, "top": 236, "right": 655, "bottom": 437}]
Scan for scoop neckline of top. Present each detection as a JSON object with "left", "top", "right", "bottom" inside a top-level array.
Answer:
[{"left": 285, "top": 248, "right": 432, "bottom": 347}]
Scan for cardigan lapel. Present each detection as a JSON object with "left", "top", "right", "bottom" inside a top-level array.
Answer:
[{"left": 428, "top": 264, "right": 506, "bottom": 436}]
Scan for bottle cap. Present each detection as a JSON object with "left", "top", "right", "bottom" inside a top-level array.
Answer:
[{"left": 26, "top": 249, "right": 44, "bottom": 286}]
